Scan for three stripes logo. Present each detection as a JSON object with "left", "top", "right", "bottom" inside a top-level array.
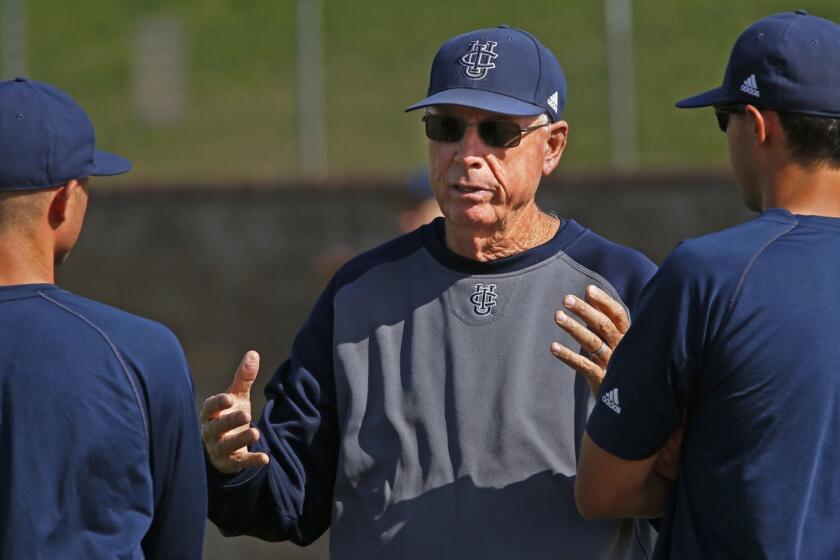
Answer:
[
  {"left": 601, "top": 388, "right": 621, "bottom": 414},
  {"left": 547, "top": 91, "right": 559, "bottom": 113},
  {"left": 740, "top": 74, "right": 760, "bottom": 98}
]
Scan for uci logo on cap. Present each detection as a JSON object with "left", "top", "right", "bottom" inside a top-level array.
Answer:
[{"left": 459, "top": 40, "right": 499, "bottom": 80}]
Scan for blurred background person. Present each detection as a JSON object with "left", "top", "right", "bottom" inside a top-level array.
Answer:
[
  {"left": 398, "top": 169, "right": 443, "bottom": 233},
  {"left": 311, "top": 169, "right": 443, "bottom": 287}
]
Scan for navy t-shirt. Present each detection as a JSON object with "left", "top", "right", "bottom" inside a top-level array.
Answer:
[
  {"left": 0, "top": 284, "right": 206, "bottom": 559},
  {"left": 587, "top": 209, "right": 840, "bottom": 559}
]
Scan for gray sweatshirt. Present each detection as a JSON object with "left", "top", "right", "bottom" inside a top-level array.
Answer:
[{"left": 208, "top": 217, "right": 658, "bottom": 560}]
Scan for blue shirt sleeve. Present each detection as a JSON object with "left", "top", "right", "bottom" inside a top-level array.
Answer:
[
  {"left": 139, "top": 327, "right": 208, "bottom": 559},
  {"left": 585, "top": 241, "right": 716, "bottom": 459}
]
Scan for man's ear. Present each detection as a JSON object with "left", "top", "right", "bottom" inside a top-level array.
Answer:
[
  {"left": 543, "top": 120, "right": 569, "bottom": 176},
  {"left": 745, "top": 104, "right": 769, "bottom": 144},
  {"left": 47, "top": 180, "right": 84, "bottom": 230}
]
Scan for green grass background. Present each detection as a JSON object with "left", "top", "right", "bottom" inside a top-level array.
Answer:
[{"left": 6, "top": 1, "right": 840, "bottom": 183}]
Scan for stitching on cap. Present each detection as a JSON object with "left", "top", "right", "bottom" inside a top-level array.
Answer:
[
  {"left": 23, "top": 81, "right": 57, "bottom": 186},
  {"left": 773, "top": 16, "right": 797, "bottom": 108},
  {"left": 519, "top": 29, "right": 544, "bottom": 105}
]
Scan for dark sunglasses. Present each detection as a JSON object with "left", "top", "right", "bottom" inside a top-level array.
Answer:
[
  {"left": 422, "top": 114, "right": 549, "bottom": 148},
  {"left": 714, "top": 105, "right": 746, "bottom": 133}
]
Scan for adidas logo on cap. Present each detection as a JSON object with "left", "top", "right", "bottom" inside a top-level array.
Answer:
[
  {"left": 601, "top": 388, "right": 621, "bottom": 414},
  {"left": 547, "top": 91, "right": 558, "bottom": 113},
  {"left": 740, "top": 74, "right": 760, "bottom": 98}
]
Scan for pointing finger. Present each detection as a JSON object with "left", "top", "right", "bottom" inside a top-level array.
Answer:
[{"left": 227, "top": 350, "right": 261, "bottom": 397}]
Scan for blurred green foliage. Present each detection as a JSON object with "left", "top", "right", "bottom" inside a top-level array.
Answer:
[{"left": 5, "top": 0, "right": 840, "bottom": 183}]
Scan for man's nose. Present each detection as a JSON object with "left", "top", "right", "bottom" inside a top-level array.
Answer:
[{"left": 455, "top": 124, "right": 489, "bottom": 166}]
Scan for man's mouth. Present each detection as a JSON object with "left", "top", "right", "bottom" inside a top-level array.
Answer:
[{"left": 450, "top": 183, "right": 492, "bottom": 194}]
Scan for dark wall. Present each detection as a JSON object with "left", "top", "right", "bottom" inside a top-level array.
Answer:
[{"left": 56, "top": 175, "right": 753, "bottom": 559}]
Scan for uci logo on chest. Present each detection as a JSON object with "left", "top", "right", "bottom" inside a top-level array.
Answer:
[
  {"left": 470, "top": 283, "right": 498, "bottom": 316},
  {"left": 459, "top": 40, "right": 499, "bottom": 80}
]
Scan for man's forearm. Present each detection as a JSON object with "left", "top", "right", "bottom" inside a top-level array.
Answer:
[
  {"left": 576, "top": 433, "right": 672, "bottom": 519},
  {"left": 635, "top": 469, "right": 672, "bottom": 518}
]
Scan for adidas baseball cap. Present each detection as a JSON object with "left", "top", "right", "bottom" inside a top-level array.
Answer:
[
  {"left": 0, "top": 77, "right": 131, "bottom": 192},
  {"left": 405, "top": 25, "right": 567, "bottom": 121},
  {"left": 676, "top": 11, "right": 840, "bottom": 117}
]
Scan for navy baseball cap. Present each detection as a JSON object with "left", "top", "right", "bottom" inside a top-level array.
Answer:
[
  {"left": 406, "top": 25, "right": 567, "bottom": 121},
  {"left": 676, "top": 11, "right": 840, "bottom": 117},
  {"left": 0, "top": 77, "right": 131, "bottom": 191}
]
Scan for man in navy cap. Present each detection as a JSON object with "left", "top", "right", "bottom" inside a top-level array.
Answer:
[
  {"left": 0, "top": 78, "right": 206, "bottom": 558},
  {"left": 575, "top": 11, "right": 840, "bottom": 559},
  {"left": 202, "top": 26, "right": 657, "bottom": 558}
]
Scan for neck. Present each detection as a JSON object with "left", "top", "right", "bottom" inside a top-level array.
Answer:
[
  {"left": 763, "top": 162, "right": 840, "bottom": 217},
  {"left": 0, "top": 233, "right": 55, "bottom": 286},
  {"left": 444, "top": 206, "right": 560, "bottom": 261}
]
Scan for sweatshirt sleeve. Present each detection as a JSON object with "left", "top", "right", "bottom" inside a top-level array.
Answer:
[{"left": 207, "top": 278, "right": 339, "bottom": 545}]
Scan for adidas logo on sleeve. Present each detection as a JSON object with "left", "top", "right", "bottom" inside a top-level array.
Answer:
[
  {"left": 740, "top": 74, "right": 760, "bottom": 97},
  {"left": 601, "top": 388, "right": 621, "bottom": 414}
]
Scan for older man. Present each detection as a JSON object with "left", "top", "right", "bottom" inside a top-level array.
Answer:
[
  {"left": 203, "top": 26, "right": 655, "bottom": 558},
  {"left": 0, "top": 78, "right": 206, "bottom": 558},
  {"left": 575, "top": 11, "right": 840, "bottom": 559}
]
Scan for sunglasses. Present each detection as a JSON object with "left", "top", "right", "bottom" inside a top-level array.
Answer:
[
  {"left": 714, "top": 105, "right": 746, "bottom": 132},
  {"left": 422, "top": 114, "right": 549, "bottom": 148}
]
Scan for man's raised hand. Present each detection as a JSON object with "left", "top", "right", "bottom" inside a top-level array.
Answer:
[
  {"left": 201, "top": 350, "right": 270, "bottom": 474},
  {"left": 550, "top": 285, "right": 630, "bottom": 396}
]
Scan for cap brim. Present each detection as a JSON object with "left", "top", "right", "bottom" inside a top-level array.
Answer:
[
  {"left": 675, "top": 86, "right": 734, "bottom": 109},
  {"left": 90, "top": 150, "right": 132, "bottom": 177},
  {"left": 405, "top": 88, "right": 544, "bottom": 117}
]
